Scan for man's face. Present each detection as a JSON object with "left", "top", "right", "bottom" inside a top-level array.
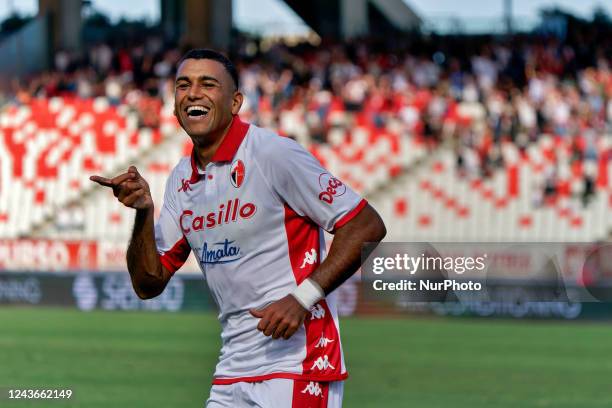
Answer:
[{"left": 174, "top": 58, "right": 242, "bottom": 142}]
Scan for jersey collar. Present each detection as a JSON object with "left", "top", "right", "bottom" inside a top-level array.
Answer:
[{"left": 189, "top": 115, "right": 250, "bottom": 183}]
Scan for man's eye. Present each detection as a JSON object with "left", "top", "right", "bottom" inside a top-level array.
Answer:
[
  {"left": 203, "top": 83, "right": 216, "bottom": 88},
  {"left": 177, "top": 83, "right": 189, "bottom": 89}
]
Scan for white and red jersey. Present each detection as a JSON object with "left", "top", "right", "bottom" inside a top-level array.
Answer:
[{"left": 155, "top": 115, "right": 366, "bottom": 384}]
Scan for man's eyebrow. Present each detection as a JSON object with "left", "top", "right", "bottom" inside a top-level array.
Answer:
[{"left": 175, "top": 75, "right": 220, "bottom": 83}]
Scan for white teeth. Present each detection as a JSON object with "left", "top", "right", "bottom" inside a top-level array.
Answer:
[{"left": 187, "top": 106, "right": 210, "bottom": 115}]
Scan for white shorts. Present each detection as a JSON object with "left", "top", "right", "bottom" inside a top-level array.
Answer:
[{"left": 206, "top": 379, "right": 343, "bottom": 408}]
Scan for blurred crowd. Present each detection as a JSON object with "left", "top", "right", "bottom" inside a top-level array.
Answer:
[{"left": 5, "top": 30, "right": 612, "bottom": 207}]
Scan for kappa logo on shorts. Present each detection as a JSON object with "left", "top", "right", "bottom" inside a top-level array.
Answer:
[
  {"left": 318, "top": 173, "right": 346, "bottom": 204},
  {"left": 315, "top": 333, "right": 334, "bottom": 348},
  {"left": 301, "top": 382, "right": 323, "bottom": 397},
  {"left": 310, "top": 303, "right": 325, "bottom": 320},
  {"left": 230, "top": 159, "right": 245, "bottom": 188},
  {"left": 311, "top": 355, "right": 335, "bottom": 371}
]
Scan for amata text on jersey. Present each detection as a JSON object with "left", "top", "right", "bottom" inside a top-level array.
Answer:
[{"left": 200, "top": 239, "right": 242, "bottom": 265}]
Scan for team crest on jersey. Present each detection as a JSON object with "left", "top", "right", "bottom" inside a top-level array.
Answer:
[{"left": 230, "top": 159, "right": 245, "bottom": 188}]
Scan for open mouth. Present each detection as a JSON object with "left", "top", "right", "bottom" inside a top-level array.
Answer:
[{"left": 186, "top": 105, "right": 211, "bottom": 118}]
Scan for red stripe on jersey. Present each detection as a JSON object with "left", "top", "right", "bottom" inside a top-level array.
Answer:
[
  {"left": 284, "top": 205, "right": 344, "bottom": 380},
  {"left": 301, "top": 299, "right": 343, "bottom": 379},
  {"left": 159, "top": 236, "right": 190, "bottom": 274},
  {"left": 292, "top": 380, "right": 329, "bottom": 408},
  {"left": 284, "top": 205, "right": 320, "bottom": 284},
  {"left": 332, "top": 199, "right": 367, "bottom": 231}
]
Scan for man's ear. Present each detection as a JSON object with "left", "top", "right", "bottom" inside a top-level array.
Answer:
[{"left": 231, "top": 91, "right": 244, "bottom": 115}]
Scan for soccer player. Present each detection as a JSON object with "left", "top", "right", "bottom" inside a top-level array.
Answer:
[{"left": 90, "top": 49, "right": 386, "bottom": 407}]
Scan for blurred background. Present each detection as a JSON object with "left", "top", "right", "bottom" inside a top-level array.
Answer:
[{"left": 1, "top": 0, "right": 612, "bottom": 407}]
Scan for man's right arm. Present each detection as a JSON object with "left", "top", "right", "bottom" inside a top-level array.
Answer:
[
  {"left": 126, "top": 207, "right": 173, "bottom": 299},
  {"left": 91, "top": 166, "right": 172, "bottom": 299}
]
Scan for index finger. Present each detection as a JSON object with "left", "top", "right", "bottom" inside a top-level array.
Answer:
[
  {"left": 89, "top": 175, "right": 114, "bottom": 187},
  {"left": 110, "top": 172, "right": 136, "bottom": 186},
  {"left": 90, "top": 172, "right": 135, "bottom": 188}
]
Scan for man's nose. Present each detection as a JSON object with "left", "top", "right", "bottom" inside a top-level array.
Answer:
[{"left": 188, "top": 85, "right": 203, "bottom": 99}]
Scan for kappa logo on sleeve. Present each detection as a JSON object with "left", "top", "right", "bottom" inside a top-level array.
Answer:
[{"left": 318, "top": 173, "right": 346, "bottom": 204}]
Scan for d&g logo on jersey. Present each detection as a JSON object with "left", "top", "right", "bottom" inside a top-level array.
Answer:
[
  {"left": 318, "top": 173, "right": 346, "bottom": 204},
  {"left": 200, "top": 239, "right": 241, "bottom": 265},
  {"left": 230, "top": 159, "right": 245, "bottom": 188}
]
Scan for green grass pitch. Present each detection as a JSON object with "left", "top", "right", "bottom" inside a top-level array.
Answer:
[{"left": 1, "top": 308, "right": 611, "bottom": 407}]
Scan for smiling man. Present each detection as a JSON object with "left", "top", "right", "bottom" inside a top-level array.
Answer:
[{"left": 90, "top": 49, "right": 386, "bottom": 408}]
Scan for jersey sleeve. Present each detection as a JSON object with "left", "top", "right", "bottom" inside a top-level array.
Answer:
[
  {"left": 154, "top": 169, "right": 191, "bottom": 274},
  {"left": 256, "top": 135, "right": 367, "bottom": 232}
]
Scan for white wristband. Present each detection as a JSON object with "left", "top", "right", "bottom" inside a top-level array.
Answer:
[{"left": 291, "top": 278, "right": 325, "bottom": 310}]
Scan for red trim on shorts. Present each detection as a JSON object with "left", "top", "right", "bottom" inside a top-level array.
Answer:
[
  {"left": 159, "top": 236, "right": 190, "bottom": 274},
  {"left": 292, "top": 380, "right": 329, "bottom": 408},
  {"left": 212, "top": 372, "right": 348, "bottom": 385},
  {"left": 332, "top": 199, "right": 367, "bottom": 231}
]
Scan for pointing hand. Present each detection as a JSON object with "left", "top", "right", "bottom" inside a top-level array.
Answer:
[{"left": 90, "top": 166, "right": 153, "bottom": 210}]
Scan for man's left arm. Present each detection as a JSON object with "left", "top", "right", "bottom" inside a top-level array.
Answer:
[{"left": 250, "top": 203, "right": 386, "bottom": 339}]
